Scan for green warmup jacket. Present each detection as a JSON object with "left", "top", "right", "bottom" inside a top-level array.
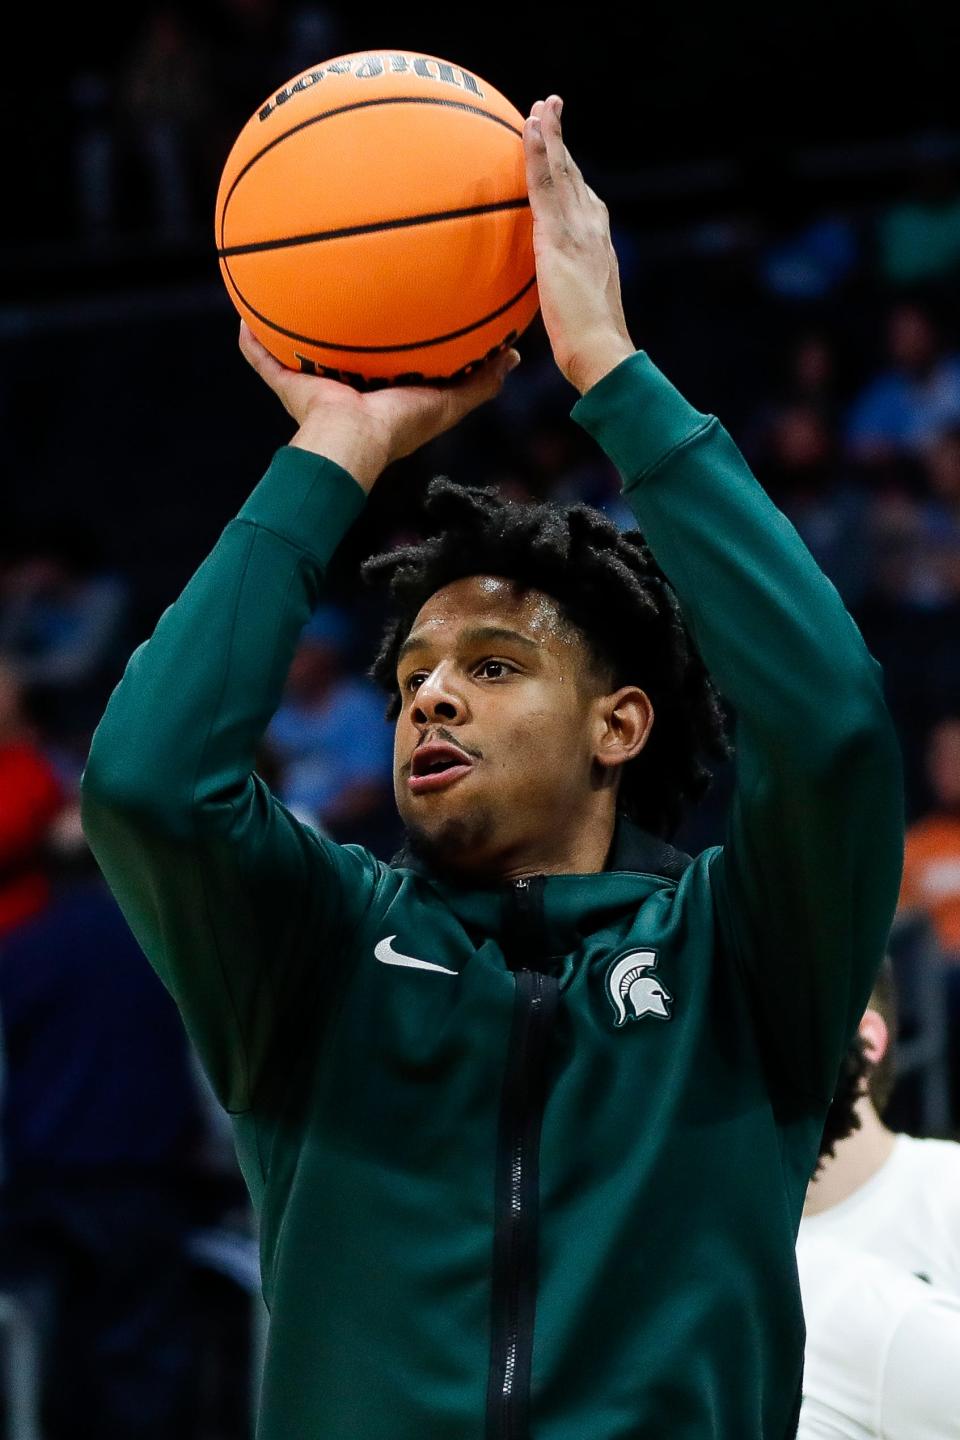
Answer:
[{"left": 80, "top": 350, "right": 904, "bottom": 1440}]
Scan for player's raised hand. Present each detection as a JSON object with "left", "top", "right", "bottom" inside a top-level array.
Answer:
[
  {"left": 238, "top": 321, "right": 520, "bottom": 492},
  {"left": 524, "top": 96, "right": 636, "bottom": 395}
]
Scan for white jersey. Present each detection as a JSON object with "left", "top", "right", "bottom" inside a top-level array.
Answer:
[
  {"left": 796, "top": 1234, "right": 960, "bottom": 1439},
  {"left": 799, "top": 1133, "right": 960, "bottom": 1294}
]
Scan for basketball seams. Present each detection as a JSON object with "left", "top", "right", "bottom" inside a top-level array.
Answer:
[
  {"left": 217, "top": 197, "right": 531, "bottom": 259},
  {"left": 219, "top": 261, "right": 537, "bottom": 353},
  {"left": 217, "top": 95, "right": 524, "bottom": 252}
]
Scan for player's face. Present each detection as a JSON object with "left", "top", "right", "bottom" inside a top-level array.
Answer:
[{"left": 393, "top": 575, "right": 605, "bottom": 878}]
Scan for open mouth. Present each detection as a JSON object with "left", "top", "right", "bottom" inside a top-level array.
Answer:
[{"left": 408, "top": 742, "right": 475, "bottom": 794}]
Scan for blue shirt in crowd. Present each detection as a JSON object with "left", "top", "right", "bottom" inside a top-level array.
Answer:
[{"left": 0, "top": 876, "right": 202, "bottom": 1181}]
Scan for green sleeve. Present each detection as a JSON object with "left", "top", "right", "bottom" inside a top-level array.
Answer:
[
  {"left": 80, "top": 445, "right": 382, "bottom": 1115},
  {"left": 571, "top": 351, "right": 905, "bottom": 1106}
]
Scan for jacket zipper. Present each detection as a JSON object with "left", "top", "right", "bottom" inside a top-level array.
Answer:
[{"left": 486, "top": 877, "right": 557, "bottom": 1440}]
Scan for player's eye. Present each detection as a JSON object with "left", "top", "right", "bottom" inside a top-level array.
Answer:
[
  {"left": 403, "top": 672, "right": 427, "bottom": 693},
  {"left": 475, "top": 658, "right": 516, "bottom": 680}
]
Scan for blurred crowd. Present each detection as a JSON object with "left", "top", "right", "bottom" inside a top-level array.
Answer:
[
  {"left": 3, "top": 4, "right": 960, "bottom": 1436},
  {"left": 39, "top": 2, "right": 348, "bottom": 246}
]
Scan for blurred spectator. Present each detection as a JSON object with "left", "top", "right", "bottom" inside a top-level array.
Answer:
[
  {"left": 264, "top": 604, "right": 396, "bottom": 854},
  {"left": 877, "top": 143, "right": 960, "bottom": 287},
  {"left": 760, "top": 213, "right": 859, "bottom": 302},
  {"left": 743, "top": 333, "right": 845, "bottom": 461},
  {"left": 524, "top": 416, "right": 630, "bottom": 524},
  {"left": 0, "top": 817, "right": 206, "bottom": 1438},
  {"left": 787, "top": 333, "right": 843, "bottom": 426},
  {"left": 925, "top": 423, "right": 960, "bottom": 516},
  {"left": 864, "top": 485, "right": 959, "bottom": 610},
  {"left": 899, "top": 715, "right": 960, "bottom": 959},
  {"left": 69, "top": 71, "right": 116, "bottom": 239},
  {"left": 915, "top": 425, "right": 960, "bottom": 604},
  {"left": 844, "top": 300, "right": 960, "bottom": 463},
  {"left": 801, "top": 962, "right": 959, "bottom": 1283},
  {"left": 0, "top": 661, "right": 65, "bottom": 940},
  {"left": 117, "top": 8, "right": 213, "bottom": 238},
  {"left": 0, "top": 521, "right": 131, "bottom": 743},
  {"left": 760, "top": 403, "right": 871, "bottom": 604},
  {"left": 863, "top": 463, "right": 960, "bottom": 613},
  {"left": 796, "top": 962, "right": 960, "bottom": 1437}
]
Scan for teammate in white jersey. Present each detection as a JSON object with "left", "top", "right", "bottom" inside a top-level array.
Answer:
[
  {"left": 800, "top": 958, "right": 960, "bottom": 1291},
  {"left": 796, "top": 958, "right": 960, "bottom": 1437},
  {"left": 797, "top": 1236, "right": 960, "bottom": 1440}
]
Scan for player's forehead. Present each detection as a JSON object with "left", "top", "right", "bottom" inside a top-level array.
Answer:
[{"left": 402, "top": 575, "right": 578, "bottom": 657}]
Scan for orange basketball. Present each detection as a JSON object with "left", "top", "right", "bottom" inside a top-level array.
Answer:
[{"left": 215, "top": 49, "right": 539, "bottom": 389}]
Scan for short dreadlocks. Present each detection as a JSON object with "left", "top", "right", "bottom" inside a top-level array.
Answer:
[
  {"left": 361, "top": 477, "right": 730, "bottom": 840},
  {"left": 814, "top": 956, "right": 900, "bottom": 1174}
]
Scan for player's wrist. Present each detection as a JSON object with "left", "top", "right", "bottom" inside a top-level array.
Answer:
[
  {"left": 569, "top": 338, "right": 637, "bottom": 397},
  {"left": 289, "top": 412, "right": 389, "bottom": 494}
]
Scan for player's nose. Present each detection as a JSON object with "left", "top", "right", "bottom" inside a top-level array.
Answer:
[{"left": 412, "top": 665, "right": 466, "bottom": 726}]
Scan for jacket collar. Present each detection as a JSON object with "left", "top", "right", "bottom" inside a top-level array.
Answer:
[{"left": 603, "top": 811, "right": 692, "bottom": 881}]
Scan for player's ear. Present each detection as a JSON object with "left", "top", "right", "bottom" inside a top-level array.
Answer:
[
  {"left": 858, "top": 1007, "right": 889, "bottom": 1067},
  {"left": 593, "top": 686, "right": 654, "bottom": 772}
]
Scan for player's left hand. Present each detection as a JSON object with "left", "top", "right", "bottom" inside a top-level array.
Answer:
[{"left": 523, "top": 96, "right": 636, "bottom": 395}]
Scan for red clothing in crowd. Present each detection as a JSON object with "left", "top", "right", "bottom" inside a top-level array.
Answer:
[{"left": 0, "top": 740, "right": 64, "bottom": 938}]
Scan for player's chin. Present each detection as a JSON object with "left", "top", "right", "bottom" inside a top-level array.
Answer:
[
  {"left": 399, "top": 796, "right": 498, "bottom": 874},
  {"left": 400, "top": 777, "right": 500, "bottom": 840},
  {"left": 398, "top": 787, "right": 472, "bottom": 843}
]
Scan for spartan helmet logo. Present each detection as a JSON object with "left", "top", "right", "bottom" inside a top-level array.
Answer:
[{"left": 606, "top": 950, "right": 673, "bottom": 1027}]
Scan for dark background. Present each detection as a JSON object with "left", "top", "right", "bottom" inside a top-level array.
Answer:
[{"left": 6, "top": 5, "right": 958, "bottom": 584}]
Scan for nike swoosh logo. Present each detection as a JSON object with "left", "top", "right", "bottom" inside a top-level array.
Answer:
[{"left": 374, "top": 935, "right": 458, "bottom": 975}]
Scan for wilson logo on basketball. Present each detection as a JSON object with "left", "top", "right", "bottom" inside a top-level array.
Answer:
[
  {"left": 294, "top": 330, "right": 521, "bottom": 392},
  {"left": 258, "top": 55, "right": 485, "bottom": 123}
]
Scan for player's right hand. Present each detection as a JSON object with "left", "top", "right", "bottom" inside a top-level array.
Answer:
[{"left": 238, "top": 321, "right": 520, "bottom": 493}]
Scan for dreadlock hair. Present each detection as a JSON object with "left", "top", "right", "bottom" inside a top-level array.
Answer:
[
  {"left": 361, "top": 477, "right": 730, "bottom": 840},
  {"left": 813, "top": 955, "right": 900, "bottom": 1174},
  {"left": 814, "top": 1033, "right": 870, "bottom": 1175}
]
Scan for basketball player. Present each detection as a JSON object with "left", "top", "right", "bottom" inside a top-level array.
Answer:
[
  {"left": 796, "top": 964, "right": 960, "bottom": 1435},
  {"left": 801, "top": 960, "right": 960, "bottom": 1292},
  {"left": 80, "top": 96, "right": 904, "bottom": 1440}
]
